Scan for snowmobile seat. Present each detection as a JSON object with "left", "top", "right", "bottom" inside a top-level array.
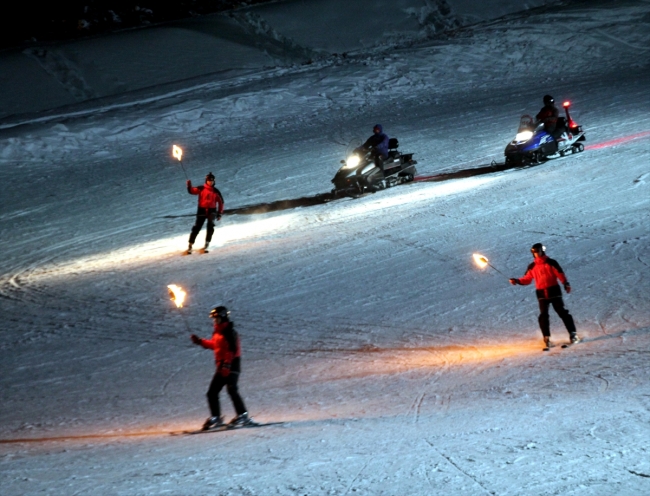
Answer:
[
  {"left": 387, "top": 138, "right": 400, "bottom": 159},
  {"left": 552, "top": 117, "right": 568, "bottom": 139}
]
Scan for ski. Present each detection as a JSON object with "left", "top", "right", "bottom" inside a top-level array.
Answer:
[
  {"left": 173, "top": 421, "right": 284, "bottom": 436},
  {"left": 181, "top": 249, "right": 208, "bottom": 256}
]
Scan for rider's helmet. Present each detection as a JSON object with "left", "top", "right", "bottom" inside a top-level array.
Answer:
[
  {"left": 373, "top": 124, "right": 383, "bottom": 133},
  {"left": 543, "top": 95, "right": 555, "bottom": 105},
  {"left": 209, "top": 306, "right": 230, "bottom": 320},
  {"left": 205, "top": 172, "right": 215, "bottom": 182},
  {"left": 530, "top": 243, "right": 546, "bottom": 256}
]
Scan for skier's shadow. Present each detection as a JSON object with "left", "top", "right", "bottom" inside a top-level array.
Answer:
[{"left": 161, "top": 160, "right": 536, "bottom": 219}]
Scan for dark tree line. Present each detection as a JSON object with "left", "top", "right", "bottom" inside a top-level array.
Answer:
[{"left": 3, "top": 0, "right": 276, "bottom": 49}]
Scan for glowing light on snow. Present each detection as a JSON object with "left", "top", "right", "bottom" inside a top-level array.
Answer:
[
  {"left": 172, "top": 145, "right": 183, "bottom": 161},
  {"left": 586, "top": 130, "right": 650, "bottom": 150},
  {"left": 167, "top": 284, "right": 186, "bottom": 308},
  {"left": 15, "top": 176, "right": 501, "bottom": 282},
  {"left": 473, "top": 253, "right": 489, "bottom": 268}
]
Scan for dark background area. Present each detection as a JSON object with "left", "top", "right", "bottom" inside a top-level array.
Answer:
[{"left": 4, "top": 0, "right": 277, "bottom": 50}]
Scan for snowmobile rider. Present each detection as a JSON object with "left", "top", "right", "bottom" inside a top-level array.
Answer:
[
  {"left": 357, "top": 124, "right": 389, "bottom": 171},
  {"left": 535, "top": 95, "right": 560, "bottom": 137},
  {"left": 509, "top": 243, "right": 579, "bottom": 349},
  {"left": 190, "top": 306, "right": 252, "bottom": 430},
  {"left": 186, "top": 172, "right": 224, "bottom": 254}
]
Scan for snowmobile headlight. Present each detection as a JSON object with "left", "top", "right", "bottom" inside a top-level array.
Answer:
[
  {"left": 514, "top": 131, "right": 533, "bottom": 143},
  {"left": 345, "top": 154, "right": 361, "bottom": 168}
]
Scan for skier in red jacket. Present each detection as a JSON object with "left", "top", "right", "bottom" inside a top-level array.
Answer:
[
  {"left": 509, "top": 243, "right": 579, "bottom": 349},
  {"left": 191, "top": 306, "right": 253, "bottom": 430},
  {"left": 185, "top": 172, "right": 224, "bottom": 254}
]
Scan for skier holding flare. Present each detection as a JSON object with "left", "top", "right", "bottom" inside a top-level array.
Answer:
[
  {"left": 190, "top": 306, "right": 253, "bottom": 430},
  {"left": 185, "top": 172, "right": 224, "bottom": 254},
  {"left": 509, "top": 243, "right": 580, "bottom": 350}
]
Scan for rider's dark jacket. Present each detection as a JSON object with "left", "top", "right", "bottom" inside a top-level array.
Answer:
[
  {"left": 536, "top": 104, "right": 559, "bottom": 134},
  {"left": 361, "top": 125, "right": 389, "bottom": 158}
]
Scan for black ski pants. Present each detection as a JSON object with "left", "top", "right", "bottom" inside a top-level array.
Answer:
[
  {"left": 207, "top": 371, "right": 247, "bottom": 418},
  {"left": 189, "top": 208, "right": 216, "bottom": 245},
  {"left": 537, "top": 297, "right": 576, "bottom": 338}
]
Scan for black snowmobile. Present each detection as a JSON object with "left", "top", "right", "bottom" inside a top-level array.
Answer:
[{"left": 331, "top": 138, "right": 417, "bottom": 197}]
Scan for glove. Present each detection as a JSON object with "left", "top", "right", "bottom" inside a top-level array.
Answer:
[
  {"left": 509, "top": 278, "right": 518, "bottom": 285},
  {"left": 190, "top": 334, "right": 201, "bottom": 345},
  {"left": 564, "top": 282, "right": 571, "bottom": 294},
  {"left": 216, "top": 214, "right": 222, "bottom": 221}
]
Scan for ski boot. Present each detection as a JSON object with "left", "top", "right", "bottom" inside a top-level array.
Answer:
[
  {"left": 229, "top": 412, "right": 253, "bottom": 427},
  {"left": 543, "top": 336, "right": 552, "bottom": 351},
  {"left": 202, "top": 415, "right": 223, "bottom": 431},
  {"left": 199, "top": 242, "right": 210, "bottom": 254},
  {"left": 185, "top": 243, "right": 193, "bottom": 255}
]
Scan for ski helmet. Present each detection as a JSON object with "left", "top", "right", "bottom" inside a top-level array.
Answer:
[
  {"left": 530, "top": 243, "right": 546, "bottom": 255},
  {"left": 373, "top": 124, "right": 383, "bottom": 133},
  {"left": 209, "top": 305, "right": 230, "bottom": 320},
  {"left": 543, "top": 95, "right": 555, "bottom": 105},
  {"left": 205, "top": 172, "right": 215, "bottom": 182}
]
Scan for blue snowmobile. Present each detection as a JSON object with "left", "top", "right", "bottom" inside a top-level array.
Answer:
[{"left": 505, "top": 101, "right": 586, "bottom": 165}]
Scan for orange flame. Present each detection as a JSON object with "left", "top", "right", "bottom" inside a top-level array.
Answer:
[
  {"left": 473, "top": 253, "right": 489, "bottom": 268},
  {"left": 167, "top": 284, "right": 186, "bottom": 308},
  {"left": 172, "top": 145, "right": 183, "bottom": 161}
]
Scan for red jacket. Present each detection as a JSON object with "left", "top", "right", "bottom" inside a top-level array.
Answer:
[
  {"left": 514, "top": 255, "right": 569, "bottom": 299},
  {"left": 188, "top": 182, "right": 224, "bottom": 213},
  {"left": 197, "top": 322, "right": 241, "bottom": 376}
]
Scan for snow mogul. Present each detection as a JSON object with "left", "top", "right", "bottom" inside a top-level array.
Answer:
[
  {"left": 190, "top": 306, "right": 254, "bottom": 430},
  {"left": 331, "top": 124, "right": 417, "bottom": 196},
  {"left": 504, "top": 95, "right": 585, "bottom": 165}
]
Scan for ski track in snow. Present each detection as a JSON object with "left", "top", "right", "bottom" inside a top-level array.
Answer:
[{"left": 1, "top": 1, "right": 650, "bottom": 495}]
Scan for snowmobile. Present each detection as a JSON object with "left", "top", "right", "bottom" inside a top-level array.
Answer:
[
  {"left": 504, "top": 101, "right": 585, "bottom": 165},
  {"left": 331, "top": 138, "right": 417, "bottom": 197}
]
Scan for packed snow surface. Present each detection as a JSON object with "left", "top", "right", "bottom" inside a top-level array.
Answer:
[{"left": 1, "top": 0, "right": 650, "bottom": 494}]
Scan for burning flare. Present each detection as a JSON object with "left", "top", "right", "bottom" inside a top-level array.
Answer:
[
  {"left": 473, "top": 253, "right": 489, "bottom": 268},
  {"left": 172, "top": 145, "right": 183, "bottom": 161},
  {"left": 167, "top": 284, "right": 186, "bottom": 308}
]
